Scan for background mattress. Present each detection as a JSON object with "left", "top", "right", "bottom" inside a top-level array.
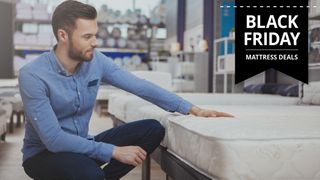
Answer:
[
  {"left": 108, "top": 93, "right": 299, "bottom": 122},
  {"left": 108, "top": 93, "right": 151, "bottom": 121}
]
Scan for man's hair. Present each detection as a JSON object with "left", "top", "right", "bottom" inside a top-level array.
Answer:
[{"left": 52, "top": 0, "right": 97, "bottom": 41}]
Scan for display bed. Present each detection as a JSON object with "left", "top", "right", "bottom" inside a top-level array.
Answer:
[{"left": 108, "top": 93, "right": 314, "bottom": 179}]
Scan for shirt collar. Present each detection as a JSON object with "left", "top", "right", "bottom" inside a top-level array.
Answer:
[{"left": 49, "top": 45, "right": 82, "bottom": 77}]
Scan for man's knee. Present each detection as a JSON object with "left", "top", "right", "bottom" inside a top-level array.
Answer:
[{"left": 144, "top": 119, "right": 165, "bottom": 139}]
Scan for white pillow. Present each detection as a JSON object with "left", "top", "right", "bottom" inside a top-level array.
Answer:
[{"left": 302, "top": 81, "right": 320, "bottom": 105}]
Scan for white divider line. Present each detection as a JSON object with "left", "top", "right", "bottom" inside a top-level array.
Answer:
[{"left": 220, "top": 6, "right": 316, "bottom": 8}]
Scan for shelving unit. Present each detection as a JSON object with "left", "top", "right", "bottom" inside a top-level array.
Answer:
[
  {"left": 12, "top": 2, "right": 154, "bottom": 76},
  {"left": 308, "top": 24, "right": 320, "bottom": 65},
  {"left": 173, "top": 52, "right": 195, "bottom": 92},
  {"left": 308, "top": 0, "right": 320, "bottom": 82},
  {"left": 15, "top": 45, "right": 147, "bottom": 56},
  {"left": 213, "top": 36, "right": 235, "bottom": 93},
  {"left": 11, "top": 1, "right": 170, "bottom": 77},
  {"left": 14, "top": 22, "right": 148, "bottom": 55}
]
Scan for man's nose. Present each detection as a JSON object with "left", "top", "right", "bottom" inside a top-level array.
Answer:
[{"left": 91, "top": 36, "right": 97, "bottom": 48}]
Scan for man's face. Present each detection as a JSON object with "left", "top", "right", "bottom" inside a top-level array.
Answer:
[{"left": 67, "top": 18, "right": 98, "bottom": 62}]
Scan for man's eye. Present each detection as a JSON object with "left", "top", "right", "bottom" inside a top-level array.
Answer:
[{"left": 84, "top": 35, "right": 91, "bottom": 39}]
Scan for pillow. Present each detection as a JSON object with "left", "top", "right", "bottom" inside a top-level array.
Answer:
[
  {"left": 243, "top": 84, "right": 263, "bottom": 93},
  {"left": 278, "top": 84, "right": 298, "bottom": 97},
  {"left": 244, "top": 83, "right": 298, "bottom": 97},
  {"left": 302, "top": 81, "right": 320, "bottom": 105}
]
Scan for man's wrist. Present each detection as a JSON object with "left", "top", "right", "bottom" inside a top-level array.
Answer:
[
  {"left": 189, "top": 105, "right": 201, "bottom": 115},
  {"left": 112, "top": 146, "right": 119, "bottom": 159}
]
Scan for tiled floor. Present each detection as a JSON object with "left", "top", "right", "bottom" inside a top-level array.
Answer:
[{"left": 0, "top": 111, "right": 166, "bottom": 180}]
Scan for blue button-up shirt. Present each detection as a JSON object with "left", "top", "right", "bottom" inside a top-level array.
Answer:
[{"left": 19, "top": 48, "right": 192, "bottom": 163}]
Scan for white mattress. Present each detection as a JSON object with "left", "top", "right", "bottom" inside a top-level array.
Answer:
[
  {"left": 0, "top": 99, "right": 13, "bottom": 136},
  {"left": 177, "top": 93, "right": 299, "bottom": 106},
  {"left": 0, "top": 78, "right": 18, "bottom": 87},
  {"left": 108, "top": 93, "right": 151, "bottom": 121},
  {"left": 0, "top": 88, "right": 23, "bottom": 112},
  {"left": 165, "top": 105, "right": 320, "bottom": 179},
  {"left": 108, "top": 93, "right": 299, "bottom": 123},
  {"left": 108, "top": 92, "right": 320, "bottom": 179},
  {"left": 0, "top": 99, "right": 13, "bottom": 120},
  {"left": 96, "top": 85, "right": 124, "bottom": 101}
]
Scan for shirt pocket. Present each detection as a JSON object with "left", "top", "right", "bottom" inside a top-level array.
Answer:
[{"left": 85, "top": 78, "right": 100, "bottom": 106}]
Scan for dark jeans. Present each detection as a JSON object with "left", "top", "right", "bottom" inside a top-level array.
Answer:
[{"left": 23, "top": 119, "right": 165, "bottom": 180}]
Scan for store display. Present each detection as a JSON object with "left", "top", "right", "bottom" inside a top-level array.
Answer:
[
  {"left": 131, "top": 55, "right": 142, "bottom": 65},
  {"left": 97, "top": 4, "right": 108, "bottom": 23},
  {"left": 114, "top": 57, "right": 123, "bottom": 67},
  {"left": 309, "top": 26, "right": 320, "bottom": 63},
  {"left": 116, "top": 38, "right": 127, "bottom": 48},
  {"left": 105, "top": 38, "right": 116, "bottom": 48},
  {"left": 127, "top": 40, "right": 138, "bottom": 49},
  {"left": 111, "top": 27, "right": 121, "bottom": 39},
  {"left": 96, "top": 38, "right": 104, "bottom": 47},
  {"left": 97, "top": 25, "right": 109, "bottom": 39},
  {"left": 13, "top": 1, "right": 165, "bottom": 72},
  {"left": 16, "top": 3, "right": 32, "bottom": 20},
  {"left": 33, "top": 4, "right": 50, "bottom": 21}
]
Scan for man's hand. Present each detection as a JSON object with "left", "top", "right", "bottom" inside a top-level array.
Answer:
[
  {"left": 112, "top": 146, "right": 147, "bottom": 166},
  {"left": 189, "top": 106, "right": 234, "bottom": 118}
]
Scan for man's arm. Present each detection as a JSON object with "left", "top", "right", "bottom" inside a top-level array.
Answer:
[
  {"left": 19, "top": 69, "right": 113, "bottom": 162},
  {"left": 100, "top": 54, "right": 191, "bottom": 115},
  {"left": 99, "top": 52, "right": 234, "bottom": 117}
]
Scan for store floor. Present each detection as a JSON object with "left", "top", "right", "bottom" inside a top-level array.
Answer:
[{"left": 0, "top": 110, "right": 166, "bottom": 180}]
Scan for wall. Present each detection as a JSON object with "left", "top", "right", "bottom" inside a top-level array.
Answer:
[
  {"left": 0, "top": 1, "right": 14, "bottom": 78},
  {"left": 165, "top": 0, "right": 178, "bottom": 40},
  {"left": 184, "top": 0, "right": 203, "bottom": 52}
]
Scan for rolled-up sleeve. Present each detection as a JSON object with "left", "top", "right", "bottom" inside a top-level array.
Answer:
[
  {"left": 98, "top": 53, "right": 193, "bottom": 114},
  {"left": 19, "top": 68, "right": 114, "bottom": 162}
]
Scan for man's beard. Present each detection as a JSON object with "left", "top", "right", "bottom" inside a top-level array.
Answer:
[{"left": 68, "top": 39, "right": 94, "bottom": 62}]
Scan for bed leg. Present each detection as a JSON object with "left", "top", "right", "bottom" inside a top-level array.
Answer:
[
  {"left": 16, "top": 111, "right": 22, "bottom": 128},
  {"left": 142, "top": 155, "right": 151, "bottom": 180},
  {"left": 1, "top": 133, "right": 5, "bottom": 141},
  {"left": 9, "top": 111, "right": 14, "bottom": 133}
]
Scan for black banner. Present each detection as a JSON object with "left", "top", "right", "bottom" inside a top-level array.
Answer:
[{"left": 235, "top": 0, "right": 308, "bottom": 83}]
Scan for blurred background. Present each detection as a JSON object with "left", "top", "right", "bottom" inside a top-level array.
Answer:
[{"left": 2, "top": 0, "right": 319, "bottom": 93}]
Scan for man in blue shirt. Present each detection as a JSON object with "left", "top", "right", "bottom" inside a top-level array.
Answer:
[{"left": 19, "top": 1, "right": 233, "bottom": 179}]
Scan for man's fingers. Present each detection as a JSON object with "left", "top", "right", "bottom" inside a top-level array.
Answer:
[
  {"left": 134, "top": 155, "right": 143, "bottom": 165},
  {"left": 129, "top": 154, "right": 142, "bottom": 166},
  {"left": 136, "top": 150, "right": 146, "bottom": 161},
  {"left": 138, "top": 147, "right": 147, "bottom": 156},
  {"left": 216, "top": 111, "right": 234, "bottom": 117},
  {"left": 132, "top": 161, "right": 138, "bottom": 166},
  {"left": 198, "top": 110, "right": 235, "bottom": 118},
  {"left": 209, "top": 111, "right": 217, "bottom": 117}
]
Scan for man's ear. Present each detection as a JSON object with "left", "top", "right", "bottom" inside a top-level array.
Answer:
[{"left": 57, "top": 29, "right": 69, "bottom": 42}]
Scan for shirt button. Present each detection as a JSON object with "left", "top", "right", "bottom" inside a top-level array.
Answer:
[
  {"left": 78, "top": 91, "right": 80, "bottom": 95},
  {"left": 34, "top": 117, "right": 38, "bottom": 121}
]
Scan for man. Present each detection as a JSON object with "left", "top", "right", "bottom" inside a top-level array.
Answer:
[{"left": 19, "top": 1, "right": 233, "bottom": 179}]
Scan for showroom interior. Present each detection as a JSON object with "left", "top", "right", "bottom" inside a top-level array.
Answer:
[{"left": 0, "top": 0, "right": 320, "bottom": 179}]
